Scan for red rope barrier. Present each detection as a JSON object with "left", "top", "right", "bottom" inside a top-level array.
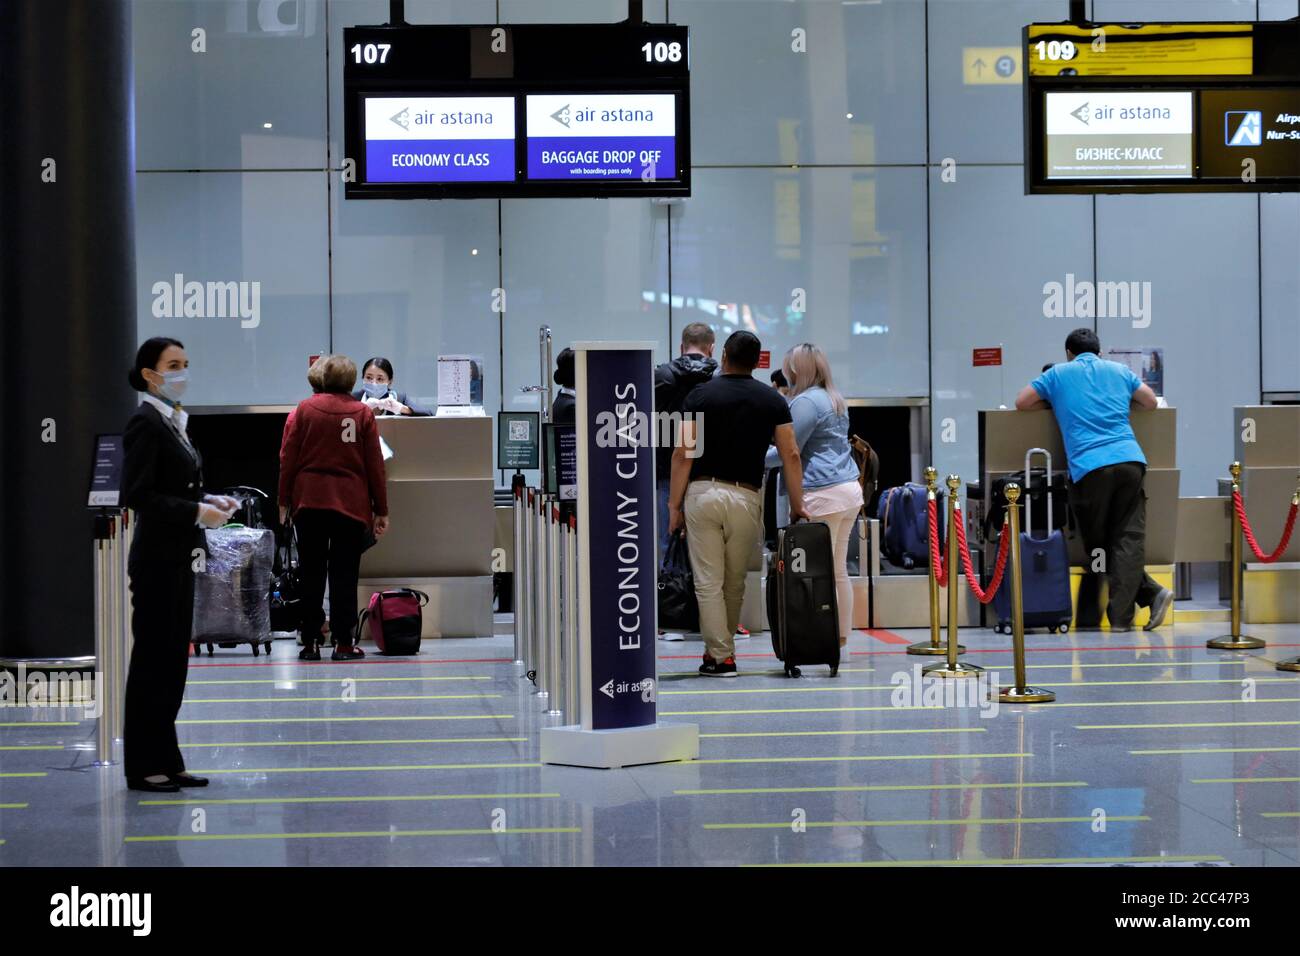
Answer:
[
  {"left": 927, "top": 496, "right": 947, "bottom": 587},
  {"left": 1233, "top": 490, "right": 1298, "bottom": 564},
  {"left": 956, "top": 513, "right": 1011, "bottom": 604}
]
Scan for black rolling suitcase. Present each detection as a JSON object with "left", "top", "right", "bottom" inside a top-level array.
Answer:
[
  {"left": 991, "top": 448, "right": 1073, "bottom": 635},
  {"left": 766, "top": 521, "right": 840, "bottom": 678}
]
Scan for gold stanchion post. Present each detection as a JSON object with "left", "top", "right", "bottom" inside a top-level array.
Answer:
[
  {"left": 923, "top": 475, "right": 982, "bottom": 678},
  {"left": 1208, "top": 462, "right": 1266, "bottom": 651},
  {"left": 998, "top": 483, "right": 1054, "bottom": 703},
  {"left": 908, "top": 466, "right": 962, "bottom": 657},
  {"left": 1274, "top": 478, "right": 1300, "bottom": 672}
]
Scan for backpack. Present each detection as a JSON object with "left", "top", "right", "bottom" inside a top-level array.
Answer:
[{"left": 356, "top": 588, "right": 428, "bottom": 655}]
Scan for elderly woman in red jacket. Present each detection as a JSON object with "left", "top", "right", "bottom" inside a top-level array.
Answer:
[{"left": 279, "top": 355, "right": 390, "bottom": 661}]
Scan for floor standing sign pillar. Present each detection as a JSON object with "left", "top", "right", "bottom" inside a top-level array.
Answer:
[{"left": 541, "top": 342, "right": 699, "bottom": 768}]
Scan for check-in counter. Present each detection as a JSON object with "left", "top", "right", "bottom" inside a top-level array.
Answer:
[
  {"left": 359, "top": 416, "right": 494, "bottom": 638},
  {"left": 976, "top": 407, "right": 1179, "bottom": 628},
  {"left": 1233, "top": 405, "right": 1300, "bottom": 623}
]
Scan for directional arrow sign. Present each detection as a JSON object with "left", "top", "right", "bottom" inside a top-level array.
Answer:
[{"left": 600, "top": 679, "right": 615, "bottom": 699}]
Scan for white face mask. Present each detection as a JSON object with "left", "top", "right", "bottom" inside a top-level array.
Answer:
[
  {"left": 158, "top": 369, "right": 188, "bottom": 402},
  {"left": 361, "top": 380, "right": 388, "bottom": 398}
]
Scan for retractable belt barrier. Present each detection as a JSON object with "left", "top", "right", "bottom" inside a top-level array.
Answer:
[
  {"left": 510, "top": 484, "right": 579, "bottom": 719},
  {"left": 1207, "top": 461, "right": 1300, "bottom": 671}
]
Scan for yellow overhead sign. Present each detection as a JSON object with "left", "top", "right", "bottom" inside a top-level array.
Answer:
[
  {"left": 963, "top": 47, "right": 1021, "bottom": 85},
  {"left": 1027, "top": 23, "right": 1253, "bottom": 77}
]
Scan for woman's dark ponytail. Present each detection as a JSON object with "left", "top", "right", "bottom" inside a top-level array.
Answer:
[{"left": 129, "top": 337, "right": 184, "bottom": 392}]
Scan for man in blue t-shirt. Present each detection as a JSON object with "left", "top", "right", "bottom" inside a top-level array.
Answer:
[{"left": 1015, "top": 328, "right": 1172, "bottom": 632}]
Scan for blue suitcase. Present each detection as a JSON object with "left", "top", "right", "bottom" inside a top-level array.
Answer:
[
  {"left": 992, "top": 449, "right": 1073, "bottom": 635},
  {"left": 876, "top": 482, "right": 944, "bottom": 570}
]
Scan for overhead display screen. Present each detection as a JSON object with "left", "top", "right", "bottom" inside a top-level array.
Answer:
[
  {"left": 525, "top": 93, "right": 677, "bottom": 181},
  {"left": 1024, "top": 19, "right": 1300, "bottom": 193},
  {"left": 342, "top": 22, "right": 690, "bottom": 199},
  {"left": 1044, "top": 90, "right": 1193, "bottom": 179},
  {"left": 1199, "top": 89, "right": 1300, "bottom": 180},
  {"left": 363, "top": 95, "right": 515, "bottom": 183}
]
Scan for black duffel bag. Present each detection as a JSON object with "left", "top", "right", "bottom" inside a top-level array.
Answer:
[
  {"left": 657, "top": 530, "right": 699, "bottom": 632},
  {"left": 985, "top": 468, "right": 1072, "bottom": 540},
  {"left": 269, "top": 524, "right": 302, "bottom": 634}
]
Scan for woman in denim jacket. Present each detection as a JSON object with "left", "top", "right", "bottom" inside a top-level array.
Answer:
[{"left": 765, "top": 344, "right": 863, "bottom": 648}]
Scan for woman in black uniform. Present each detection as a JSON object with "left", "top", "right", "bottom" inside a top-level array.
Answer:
[
  {"left": 121, "top": 337, "right": 239, "bottom": 793},
  {"left": 351, "top": 356, "right": 432, "bottom": 416}
]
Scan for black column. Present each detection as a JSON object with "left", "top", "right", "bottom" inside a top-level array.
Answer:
[{"left": 0, "top": 0, "right": 138, "bottom": 660}]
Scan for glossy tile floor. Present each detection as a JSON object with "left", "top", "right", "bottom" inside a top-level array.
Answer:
[{"left": 2, "top": 621, "right": 1298, "bottom": 866}]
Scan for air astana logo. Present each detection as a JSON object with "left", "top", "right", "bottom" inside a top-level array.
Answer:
[
  {"left": 390, "top": 107, "right": 410, "bottom": 130},
  {"left": 551, "top": 104, "right": 571, "bottom": 128}
]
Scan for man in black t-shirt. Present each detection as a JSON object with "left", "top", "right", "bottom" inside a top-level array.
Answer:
[{"left": 668, "top": 331, "right": 808, "bottom": 677}]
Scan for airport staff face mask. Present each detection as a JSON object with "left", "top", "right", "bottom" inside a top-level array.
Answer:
[
  {"left": 361, "top": 380, "right": 388, "bottom": 398},
  {"left": 158, "top": 370, "right": 188, "bottom": 403}
]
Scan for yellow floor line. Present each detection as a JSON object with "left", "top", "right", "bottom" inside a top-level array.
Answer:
[
  {"left": 139, "top": 792, "right": 561, "bottom": 807},
  {"left": 1261, "top": 812, "right": 1300, "bottom": 818},
  {"left": 180, "top": 694, "right": 502, "bottom": 704},
  {"left": 840, "top": 661, "right": 1246, "bottom": 673},
  {"left": 692, "top": 752, "right": 1031, "bottom": 766},
  {"left": 0, "top": 746, "right": 62, "bottom": 751},
  {"left": 1193, "top": 777, "right": 1300, "bottom": 784},
  {"left": 699, "top": 728, "right": 986, "bottom": 739},
  {"left": 0, "top": 773, "right": 46, "bottom": 778},
  {"left": 706, "top": 815, "right": 1149, "bottom": 830},
  {"left": 662, "top": 697, "right": 1300, "bottom": 717},
  {"left": 176, "top": 714, "right": 515, "bottom": 725},
  {"left": 1076, "top": 720, "right": 1300, "bottom": 730},
  {"left": 661, "top": 705, "right": 944, "bottom": 716},
  {"left": 179, "top": 737, "right": 528, "bottom": 748},
  {"left": 187, "top": 676, "right": 493, "bottom": 686},
  {"left": 1132, "top": 746, "right": 1300, "bottom": 756},
  {"left": 188, "top": 762, "right": 543, "bottom": 775},
  {"left": 0, "top": 722, "right": 81, "bottom": 728},
  {"left": 676, "top": 781, "right": 1087, "bottom": 796},
  {"left": 745, "top": 854, "right": 1225, "bottom": 868},
  {"left": 667, "top": 677, "right": 1297, "bottom": 696},
  {"left": 0, "top": 804, "right": 28, "bottom": 809},
  {"left": 126, "top": 826, "right": 579, "bottom": 843}
]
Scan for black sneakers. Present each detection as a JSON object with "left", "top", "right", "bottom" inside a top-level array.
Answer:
[{"left": 699, "top": 654, "right": 738, "bottom": 678}]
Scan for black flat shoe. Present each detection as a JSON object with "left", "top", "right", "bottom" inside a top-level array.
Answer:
[
  {"left": 127, "top": 777, "right": 180, "bottom": 793},
  {"left": 170, "top": 773, "right": 209, "bottom": 788},
  {"left": 299, "top": 645, "right": 321, "bottom": 661}
]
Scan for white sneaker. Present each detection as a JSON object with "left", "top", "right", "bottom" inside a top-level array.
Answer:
[{"left": 658, "top": 631, "right": 685, "bottom": 642}]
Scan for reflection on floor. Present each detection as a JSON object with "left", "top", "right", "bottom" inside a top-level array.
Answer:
[{"left": 1, "top": 622, "right": 1298, "bottom": 866}]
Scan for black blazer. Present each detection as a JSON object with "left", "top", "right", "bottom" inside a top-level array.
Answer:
[
  {"left": 121, "top": 403, "right": 206, "bottom": 569},
  {"left": 551, "top": 391, "right": 576, "bottom": 425}
]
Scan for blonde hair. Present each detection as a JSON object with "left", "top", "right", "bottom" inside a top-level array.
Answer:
[
  {"left": 308, "top": 354, "right": 357, "bottom": 394},
  {"left": 783, "top": 343, "right": 846, "bottom": 416}
]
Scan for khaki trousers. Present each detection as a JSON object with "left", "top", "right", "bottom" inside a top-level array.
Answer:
[{"left": 685, "top": 480, "right": 763, "bottom": 662}]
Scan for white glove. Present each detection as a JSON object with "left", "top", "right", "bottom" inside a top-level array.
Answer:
[
  {"left": 382, "top": 395, "right": 404, "bottom": 414},
  {"left": 204, "top": 494, "right": 240, "bottom": 513}
]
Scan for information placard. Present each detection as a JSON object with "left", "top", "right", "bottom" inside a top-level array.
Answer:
[
  {"left": 497, "top": 411, "right": 540, "bottom": 470},
  {"left": 543, "top": 424, "right": 577, "bottom": 499},
  {"left": 88, "top": 434, "right": 124, "bottom": 508},
  {"left": 525, "top": 93, "right": 677, "bottom": 181},
  {"left": 362, "top": 95, "right": 515, "bottom": 184}
]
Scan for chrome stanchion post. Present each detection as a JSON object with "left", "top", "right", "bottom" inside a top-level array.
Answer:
[
  {"left": 92, "top": 515, "right": 115, "bottom": 767},
  {"left": 998, "top": 484, "right": 1054, "bottom": 703},
  {"left": 924, "top": 475, "right": 982, "bottom": 678},
  {"left": 540, "top": 326, "right": 554, "bottom": 425},
  {"left": 532, "top": 491, "right": 548, "bottom": 699},
  {"left": 564, "top": 513, "right": 580, "bottom": 722},
  {"left": 546, "top": 503, "right": 563, "bottom": 717},
  {"left": 511, "top": 478, "right": 526, "bottom": 667},
  {"left": 1209, "top": 461, "right": 1266, "bottom": 651},
  {"left": 521, "top": 488, "right": 535, "bottom": 679},
  {"left": 109, "top": 514, "right": 126, "bottom": 740}
]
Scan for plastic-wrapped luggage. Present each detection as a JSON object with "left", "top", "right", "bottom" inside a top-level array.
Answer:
[{"left": 193, "top": 524, "right": 275, "bottom": 656}]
